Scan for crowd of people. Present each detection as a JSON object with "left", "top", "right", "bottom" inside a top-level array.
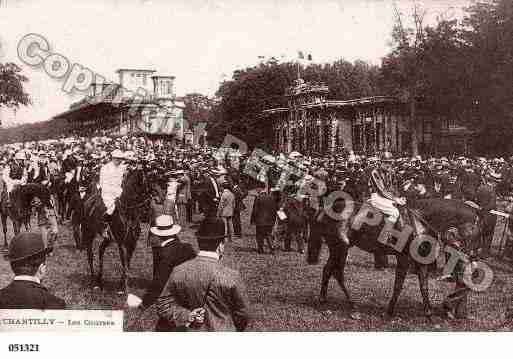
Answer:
[{"left": 0, "top": 133, "right": 513, "bottom": 329}]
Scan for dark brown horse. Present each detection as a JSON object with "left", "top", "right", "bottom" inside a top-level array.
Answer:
[
  {"left": 307, "top": 195, "right": 480, "bottom": 318},
  {"left": 82, "top": 167, "right": 151, "bottom": 293},
  {"left": 5, "top": 183, "right": 53, "bottom": 237}
]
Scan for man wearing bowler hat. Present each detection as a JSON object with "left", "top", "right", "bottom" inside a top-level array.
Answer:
[
  {"left": 157, "top": 217, "right": 250, "bottom": 331},
  {"left": 0, "top": 232, "right": 65, "bottom": 309}
]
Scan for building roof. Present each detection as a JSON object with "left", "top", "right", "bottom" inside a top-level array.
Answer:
[
  {"left": 115, "top": 68, "right": 157, "bottom": 74},
  {"left": 151, "top": 75, "right": 175, "bottom": 79},
  {"left": 53, "top": 96, "right": 161, "bottom": 120},
  {"left": 262, "top": 96, "right": 402, "bottom": 117}
]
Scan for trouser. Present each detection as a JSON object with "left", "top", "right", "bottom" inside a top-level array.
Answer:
[
  {"left": 163, "top": 199, "right": 178, "bottom": 222},
  {"left": 369, "top": 193, "right": 400, "bottom": 223},
  {"left": 176, "top": 203, "right": 187, "bottom": 225},
  {"left": 481, "top": 213, "right": 497, "bottom": 253},
  {"left": 284, "top": 229, "right": 304, "bottom": 252},
  {"left": 222, "top": 216, "right": 234, "bottom": 241},
  {"left": 39, "top": 207, "right": 58, "bottom": 249},
  {"left": 186, "top": 201, "right": 193, "bottom": 222},
  {"left": 151, "top": 246, "right": 161, "bottom": 281},
  {"left": 233, "top": 209, "right": 242, "bottom": 236},
  {"left": 72, "top": 222, "right": 81, "bottom": 248},
  {"left": 255, "top": 225, "right": 274, "bottom": 253}
]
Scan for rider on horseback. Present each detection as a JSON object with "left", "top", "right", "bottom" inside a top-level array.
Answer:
[
  {"left": 368, "top": 152, "right": 406, "bottom": 230},
  {"left": 2, "top": 151, "right": 28, "bottom": 205},
  {"left": 99, "top": 149, "right": 127, "bottom": 234}
]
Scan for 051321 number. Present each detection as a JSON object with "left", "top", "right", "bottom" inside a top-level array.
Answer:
[{"left": 8, "top": 344, "right": 39, "bottom": 352}]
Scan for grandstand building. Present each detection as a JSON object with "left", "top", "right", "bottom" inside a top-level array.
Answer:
[{"left": 54, "top": 69, "right": 185, "bottom": 141}]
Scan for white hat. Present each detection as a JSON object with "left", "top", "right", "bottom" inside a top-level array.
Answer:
[
  {"left": 150, "top": 215, "right": 181, "bottom": 237},
  {"left": 111, "top": 149, "right": 124, "bottom": 159},
  {"left": 124, "top": 150, "right": 136, "bottom": 161},
  {"left": 14, "top": 151, "right": 26, "bottom": 160},
  {"left": 210, "top": 166, "right": 228, "bottom": 175}
]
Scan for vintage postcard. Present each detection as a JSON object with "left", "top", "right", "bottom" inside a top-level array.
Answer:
[{"left": 0, "top": 1, "right": 512, "bottom": 353}]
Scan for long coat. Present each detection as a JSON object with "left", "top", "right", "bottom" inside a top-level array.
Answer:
[
  {"left": 250, "top": 191, "right": 278, "bottom": 227},
  {"left": 157, "top": 255, "right": 250, "bottom": 331}
]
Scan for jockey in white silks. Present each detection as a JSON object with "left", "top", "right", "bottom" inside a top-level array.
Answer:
[
  {"left": 368, "top": 152, "right": 406, "bottom": 228},
  {"left": 2, "top": 152, "right": 28, "bottom": 195},
  {"left": 99, "top": 149, "right": 127, "bottom": 216}
]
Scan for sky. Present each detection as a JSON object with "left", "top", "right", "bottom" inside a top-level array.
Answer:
[{"left": 0, "top": 0, "right": 472, "bottom": 127}]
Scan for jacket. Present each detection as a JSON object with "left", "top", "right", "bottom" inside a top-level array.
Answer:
[
  {"left": 157, "top": 254, "right": 250, "bottom": 331},
  {"left": 250, "top": 191, "right": 278, "bottom": 227},
  {"left": 217, "top": 188, "right": 235, "bottom": 217},
  {"left": 142, "top": 240, "right": 196, "bottom": 309},
  {"left": 0, "top": 279, "right": 66, "bottom": 310}
]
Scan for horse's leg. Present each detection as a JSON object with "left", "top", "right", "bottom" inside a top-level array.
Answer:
[
  {"left": 1, "top": 212, "right": 7, "bottom": 248},
  {"left": 332, "top": 244, "right": 353, "bottom": 308},
  {"left": 13, "top": 219, "right": 20, "bottom": 236},
  {"left": 417, "top": 264, "right": 433, "bottom": 318},
  {"left": 94, "top": 235, "right": 110, "bottom": 290},
  {"left": 116, "top": 240, "right": 128, "bottom": 294},
  {"left": 320, "top": 253, "right": 335, "bottom": 303},
  {"left": 124, "top": 230, "right": 138, "bottom": 293},
  {"left": 386, "top": 253, "right": 410, "bottom": 317}
]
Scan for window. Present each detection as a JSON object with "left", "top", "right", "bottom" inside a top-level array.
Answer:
[{"left": 143, "top": 74, "right": 147, "bottom": 86}]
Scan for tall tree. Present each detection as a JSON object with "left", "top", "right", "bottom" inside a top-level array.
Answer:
[
  {"left": 182, "top": 92, "right": 214, "bottom": 129},
  {"left": 381, "top": 2, "right": 427, "bottom": 156},
  {"left": 0, "top": 62, "right": 31, "bottom": 126},
  {"left": 460, "top": 0, "right": 513, "bottom": 154}
]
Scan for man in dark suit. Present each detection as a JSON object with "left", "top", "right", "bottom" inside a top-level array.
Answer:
[
  {"left": 0, "top": 232, "right": 65, "bottom": 309},
  {"left": 156, "top": 217, "right": 250, "bottom": 331},
  {"left": 69, "top": 181, "right": 88, "bottom": 250},
  {"left": 250, "top": 183, "right": 278, "bottom": 254},
  {"left": 127, "top": 215, "right": 196, "bottom": 331},
  {"left": 198, "top": 168, "right": 222, "bottom": 218},
  {"left": 143, "top": 215, "right": 196, "bottom": 306},
  {"left": 230, "top": 172, "right": 247, "bottom": 239}
]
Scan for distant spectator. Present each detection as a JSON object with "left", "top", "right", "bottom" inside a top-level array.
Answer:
[{"left": 217, "top": 180, "right": 235, "bottom": 241}]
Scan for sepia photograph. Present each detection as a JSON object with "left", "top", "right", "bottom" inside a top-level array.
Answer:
[{"left": 0, "top": 0, "right": 513, "bottom": 343}]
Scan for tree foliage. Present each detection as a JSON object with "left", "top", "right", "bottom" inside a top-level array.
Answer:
[
  {"left": 181, "top": 92, "right": 214, "bottom": 129},
  {"left": 0, "top": 62, "right": 31, "bottom": 124},
  {"left": 209, "top": 59, "right": 383, "bottom": 149}
]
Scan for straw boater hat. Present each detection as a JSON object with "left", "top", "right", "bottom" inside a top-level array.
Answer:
[{"left": 150, "top": 215, "right": 181, "bottom": 237}]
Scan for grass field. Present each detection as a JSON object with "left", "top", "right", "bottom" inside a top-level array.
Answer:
[{"left": 1, "top": 195, "right": 513, "bottom": 331}]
